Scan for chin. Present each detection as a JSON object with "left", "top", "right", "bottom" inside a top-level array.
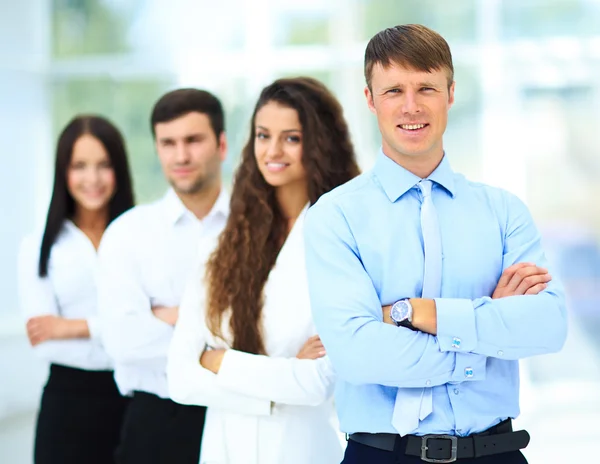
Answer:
[
  {"left": 173, "top": 180, "right": 205, "bottom": 195},
  {"left": 392, "top": 144, "right": 432, "bottom": 158},
  {"left": 79, "top": 201, "right": 110, "bottom": 212},
  {"left": 262, "top": 175, "right": 289, "bottom": 188}
]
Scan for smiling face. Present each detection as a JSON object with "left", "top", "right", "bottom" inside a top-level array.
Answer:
[
  {"left": 365, "top": 61, "right": 454, "bottom": 168},
  {"left": 253, "top": 101, "right": 307, "bottom": 190},
  {"left": 67, "top": 134, "right": 116, "bottom": 213}
]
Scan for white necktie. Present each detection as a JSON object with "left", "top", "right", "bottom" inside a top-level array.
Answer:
[{"left": 391, "top": 179, "right": 442, "bottom": 436}]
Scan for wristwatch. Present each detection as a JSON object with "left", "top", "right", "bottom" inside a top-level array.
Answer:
[{"left": 390, "top": 299, "right": 415, "bottom": 329}]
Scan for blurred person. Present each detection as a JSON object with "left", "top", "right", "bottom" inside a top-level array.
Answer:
[
  {"left": 17, "top": 115, "right": 135, "bottom": 464},
  {"left": 97, "top": 89, "right": 228, "bottom": 464},
  {"left": 304, "top": 24, "right": 567, "bottom": 464},
  {"left": 166, "top": 77, "right": 360, "bottom": 464}
]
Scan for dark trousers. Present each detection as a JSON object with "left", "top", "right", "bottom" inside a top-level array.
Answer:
[
  {"left": 115, "top": 391, "right": 206, "bottom": 464},
  {"left": 342, "top": 438, "right": 529, "bottom": 464},
  {"left": 34, "top": 364, "right": 129, "bottom": 464}
]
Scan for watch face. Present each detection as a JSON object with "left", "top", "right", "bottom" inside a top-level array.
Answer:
[{"left": 391, "top": 301, "right": 409, "bottom": 322}]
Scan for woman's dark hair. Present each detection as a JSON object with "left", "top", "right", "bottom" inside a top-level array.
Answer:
[
  {"left": 38, "top": 115, "right": 135, "bottom": 277},
  {"left": 205, "top": 77, "right": 360, "bottom": 354}
]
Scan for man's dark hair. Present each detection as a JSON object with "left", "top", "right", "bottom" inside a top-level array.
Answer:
[{"left": 150, "top": 88, "right": 225, "bottom": 139}]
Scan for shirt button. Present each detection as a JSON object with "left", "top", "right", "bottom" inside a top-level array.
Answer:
[
  {"left": 464, "top": 367, "right": 474, "bottom": 378},
  {"left": 497, "top": 350, "right": 504, "bottom": 356},
  {"left": 425, "top": 380, "right": 432, "bottom": 386},
  {"left": 451, "top": 337, "right": 462, "bottom": 349},
  {"left": 454, "top": 389, "right": 459, "bottom": 395}
]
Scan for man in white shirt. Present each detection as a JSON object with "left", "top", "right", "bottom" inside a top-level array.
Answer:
[{"left": 97, "top": 88, "right": 229, "bottom": 464}]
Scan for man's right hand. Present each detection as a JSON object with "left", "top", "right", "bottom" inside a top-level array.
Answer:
[
  {"left": 492, "top": 262, "right": 551, "bottom": 299},
  {"left": 151, "top": 306, "right": 179, "bottom": 326}
]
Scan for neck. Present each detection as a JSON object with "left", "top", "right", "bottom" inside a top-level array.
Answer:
[
  {"left": 275, "top": 180, "right": 309, "bottom": 221},
  {"left": 176, "top": 179, "right": 222, "bottom": 220},
  {"left": 72, "top": 207, "right": 109, "bottom": 231},
  {"left": 383, "top": 143, "right": 444, "bottom": 179}
]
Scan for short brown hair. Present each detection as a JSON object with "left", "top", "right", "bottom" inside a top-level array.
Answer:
[
  {"left": 364, "top": 24, "right": 454, "bottom": 89},
  {"left": 150, "top": 88, "right": 224, "bottom": 139}
]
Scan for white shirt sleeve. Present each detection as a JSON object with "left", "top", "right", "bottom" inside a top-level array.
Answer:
[
  {"left": 17, "top": 235, "right": 98, "bottom": 365},
  {"left": 97, "top": 220, "right": 173, "bottom": 368},
  {"left": 166, "top": 265, "right": 272, "bottom": 416},
  {"left": 216, "top": 350, "right": 336, "bottom": 406}
]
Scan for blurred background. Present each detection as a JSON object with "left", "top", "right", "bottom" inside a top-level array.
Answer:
[{"left": 1, "top": 0, "right": 599, "bottom": 462}]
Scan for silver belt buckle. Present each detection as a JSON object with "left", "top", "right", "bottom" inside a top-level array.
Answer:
[{"left": 421, "top": 434, "right": 458, "bottom": 463}]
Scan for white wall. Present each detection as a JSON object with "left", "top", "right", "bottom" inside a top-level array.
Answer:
[{"left": 0, "top": 0, "right": 52, "bottom": 420}]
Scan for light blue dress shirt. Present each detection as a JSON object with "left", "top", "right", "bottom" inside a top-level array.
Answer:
[{"left": 304, "top": 151, "right": 567, "bottom": 437}]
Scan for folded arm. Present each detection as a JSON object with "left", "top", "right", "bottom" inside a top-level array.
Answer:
[
  {"left": 97, "top": 226, "right": 173, "bottom": 368},
  {"left": 304, "top": 202, "right": 485, "bottom": 388},
  {"left": 205, "top": 348, "right": 335, "bottom": 406},
  {"left": 26, "top": 316, "right": 91, "bottom": 345},
  {"left": 17, "top": 237, "right": 97, "bottom": 363},
  {"left": 166, "top": 267, "right": 272, "bottom": 416},
  {"left": 435, "top": 194, "right": 568, "bottom": 359}
]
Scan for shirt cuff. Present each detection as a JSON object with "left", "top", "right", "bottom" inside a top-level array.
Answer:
[
  {"left": 87, "top": 316, "right": 102, "bottom": 341},
  {"left": 217, "top": 349, "right": 257, "bottom": 391},
  {"left": 435, "top": 298, "right": 477, "bottom": 352},
  {"left": 216, "top": 350, "right": 273, "bottom": 415}
]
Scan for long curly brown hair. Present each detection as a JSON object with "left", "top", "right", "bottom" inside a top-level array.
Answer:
[{"left": 205, "top": 77, "right": 360, "bottom": 355}]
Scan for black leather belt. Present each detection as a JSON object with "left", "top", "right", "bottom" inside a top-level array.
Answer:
[{"left": 348, "top": 419, "right": 530, "bottom": 463}]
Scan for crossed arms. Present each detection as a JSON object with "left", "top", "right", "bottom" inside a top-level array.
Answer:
[{"left": 303, "top": 198, "right": 567, "bottom": 387}]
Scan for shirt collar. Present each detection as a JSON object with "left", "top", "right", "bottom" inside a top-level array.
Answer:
[
  {"left": 373, "top": 149, "right": 456, "bottom": 202},
  {"left": 209, "top": 187, "right": 230, "bottom": 220},
  {"left": 162, "top": 187, "right": 230, "bottom": 226}
]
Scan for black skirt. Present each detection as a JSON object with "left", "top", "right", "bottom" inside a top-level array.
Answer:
[{"left": 34, "top": 363, "right": 129, "bottom": 464}]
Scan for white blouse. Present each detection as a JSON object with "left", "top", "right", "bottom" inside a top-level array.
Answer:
[
  {"left": 97, "top": 189, "right": 229, "bottom": 398},
  {"left": 17, "top": 220, "right": 112, "bottom": 371},
  {"left": 167, "top": 206, "right": 343, "bottom": 464}
]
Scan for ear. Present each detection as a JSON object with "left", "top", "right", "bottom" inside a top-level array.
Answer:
[
  {"left": 448, "top": 81, "right": 455, "bottom": 109},
  {"left": 364, "top": 86, "right": 377, "bottom": 115},
  {"left": 218, "top": 132, "right": 227, "bottom": 161}
]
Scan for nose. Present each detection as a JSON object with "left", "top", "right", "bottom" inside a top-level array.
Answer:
[
  {"left": 401, "top": 89, "right": 421, "bottom": 115},
  {"left": 266, "top": 138, "right": 283, "bottom": 158},
  {"left": 174, "top": 142, "right": 190, "bottom": 164},
  {"left": 85, "top": 165, "right": 101, "bottom": 185}
]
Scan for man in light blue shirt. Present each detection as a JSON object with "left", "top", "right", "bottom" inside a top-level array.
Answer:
[{"left": 304, "top": 25, "right": 567, "bottom": 464}]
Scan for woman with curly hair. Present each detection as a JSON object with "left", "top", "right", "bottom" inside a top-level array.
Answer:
[{"left": 167, "top": 77, "right": 360, "bottom": 464}]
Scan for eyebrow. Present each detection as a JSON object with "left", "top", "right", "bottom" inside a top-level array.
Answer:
[
  {"left": 418, "top": 81, "right": 440, "bottom": 88},
  {"left": 256, "top": 125, "right": 302, "bottom": 133},
  {"left": 381, "top": 81, "right": 440, "bottom": 91},
  {"left": 158, "top": 132, "right": 204, "bottom": 143}
]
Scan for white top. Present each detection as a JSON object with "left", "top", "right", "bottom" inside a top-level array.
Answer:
[
  {"left": 97, "top": 188, "right": 229, "bottom": 398},
  {"left": 167, "top": 206, "right": 342, "bottom": 464},
  {"left": 17, "top": 221, "right": 111, "bottom": 371}
]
